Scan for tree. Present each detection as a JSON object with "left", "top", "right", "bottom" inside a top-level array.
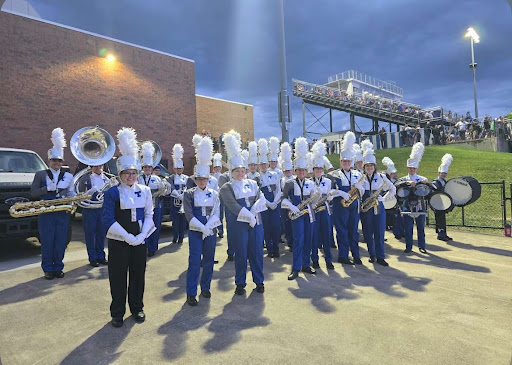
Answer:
[{"left": 505, "top": 111, "right": 512, "bottom": 120}]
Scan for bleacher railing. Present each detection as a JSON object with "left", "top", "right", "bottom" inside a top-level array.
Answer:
[{"left": 327, "top": 70, "right": 403, "bottom": 98}]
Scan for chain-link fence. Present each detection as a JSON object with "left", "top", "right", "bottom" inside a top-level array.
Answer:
[{"left": 427, "top": 181, "right": 506, "bottom": 229}]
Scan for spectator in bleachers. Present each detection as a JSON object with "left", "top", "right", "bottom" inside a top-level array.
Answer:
[
  {"left": 379, "top": 127, "right": 387, "bottom": 149},
  {"left": 455, "top": 119, "right": 466, "bottom": 140}
]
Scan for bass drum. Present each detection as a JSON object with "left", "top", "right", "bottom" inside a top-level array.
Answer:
[
  {"left": 444, "top": 176, "right": 481, "bottom": 207},
  {"left": 395, "top": 181, "right": 411, "bottom": 200},
  {"left": 413, "top": 182, "right": 432, "bottom": 197},
  {"left": 429, "top": 192, "right": 454, "bottom": 213},
  {"left": 383, "top": 195, "right": 397, "bottom": 210}
]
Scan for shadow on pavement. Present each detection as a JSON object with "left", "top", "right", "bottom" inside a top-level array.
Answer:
[{"left": 447, "top": 240, "right": 512, "bottom": 257}]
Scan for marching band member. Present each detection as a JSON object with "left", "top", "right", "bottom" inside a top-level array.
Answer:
[
  {"left": 30, "top": 128, "right": 76, "bottom": 279},
  {"left": 432, "top": 154, "right": 453, "bottom": 242},
  {"left": 219, "top": 132, "right": 267, "bottom": 295},
  {"left": 281, "top": 137, "right": 318, "bottom": 280},
  {"left": 269, "top": 136, "right": 283, "bottom": 180},
  {"left": 359, "top": 141, "right": 395, "bottom": 266},
  {"left": 255, "top": 138, "right": 282, "bottom": 258},
  {"left": 138, "top": 142, "right": 166, "bottom": 257},
  {"left": 310, "top": 140, "right": 335, "bottom": 270},
  {"left": 400, "top": 142, "right": 429, "bottom": 254},
  {"left": 280, "top": 143, "right": 295, "bottom": 252},
  {"left": 323, "top": 156, "right": 337, "bottom": 249},
  {"left": 169, "top": 144, "right": 188, "bottom": 244},
  {"left": 184, "top": 135, "right": 221, "bottom": 306},
  {"left": 246, "top": 141, "right": 260, "bottom": 180},
  {"left": 102, "top": 128, "right": 155, "bottom": 327},
  {"left": 218, "top": 136, "right": 235, "bottom": 261},
  {"left": 382, "top": 157, "right": 404, "bottom": 240},
  {"left": 77, "top": 163, "right": 109, "bottom": 267},
  {"left": 212, "top": 152, "right": 225, "bottom": 238},
  {"left": 327, "top": 132, "right": 364, "bottom": 265},
  {"left": 353, "top": 143, "right": 364, "bottom": 174},
  {"left": 187, "top": 135, "right": 219, "bottom": 192}
]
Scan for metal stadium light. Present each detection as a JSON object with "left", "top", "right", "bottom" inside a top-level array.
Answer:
[{"left": 465, "top": 27, "right": 479, "bottom": 120}]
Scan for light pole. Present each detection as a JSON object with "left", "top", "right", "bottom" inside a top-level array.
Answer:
[
  {"left": 465, "top": 27, "right": 480, "bottom": 120},
  {"left": 278, "top": 0, "right": 290, "bottom": 142}
]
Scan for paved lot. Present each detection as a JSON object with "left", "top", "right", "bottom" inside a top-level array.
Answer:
[{"left": 0, "top": 219, "right": 511, "bottom": 365}]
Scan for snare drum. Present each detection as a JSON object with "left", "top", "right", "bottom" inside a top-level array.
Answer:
[
  {"left": 429, "top": 192, "right": 454, "bottom": 213},
  {"left": 413, "top": 182, "right": 432, "bottom": 197},
  {"left": 383, "top": 195, "right": 397, "bottom": 210},
  {"left": 395, "top": 181, "right": 411, "bottom": 200}
]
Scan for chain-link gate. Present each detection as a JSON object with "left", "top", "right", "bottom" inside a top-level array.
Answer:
[{"left": 427, "top": 181, "right": 506, "bottom": 229}]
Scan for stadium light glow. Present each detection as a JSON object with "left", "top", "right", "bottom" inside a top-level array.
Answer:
[
  {"left": 465, "top": 27, "right": 480, "bottom": 43},
  {"left": 106, "top": 54, "right": 116, "bottom": 62}
]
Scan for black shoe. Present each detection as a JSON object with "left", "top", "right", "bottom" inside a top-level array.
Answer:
[
  {"left": 200, "top": 290, "right": 211, "bottom": 298},
  {"left": 288, "top": 271, "right": 299, "bottom": 280},
  {"left": 326, "top": 262, "right": 335, "bottom": 270},
  {"left": 267, "top": 253, "right": 274, "bottom": 258},
  {"left": 394, "top": 235, "right": 403, "bottom": 240},
  {"left": 53, "top": 271, "right": 65, "bottom": 278},
  {"left": 273, "top": 252, "right": 280, "bottom": 258},
  {"left": 44, "top": 272, "right": 54, "bottom": 280},
  {"left": 97, "top": 259, "right": 108, "bottom": 265},
  {"left": 147, "top": 251, "right": 155, "bottom": 257},
  {"left": 218, "top": 233, "right": 224, "bottom": 238},
  {"left": 330, "top": 244, "right": 337, "bottom": 248},
  {"left": 337, "top": 257, "right": 354, "bottom": 265},
  {"left": 89, "top": 260, "right": 99, "bottom": 267},
  {"left": 353, "top": 258, "right": 363, "bottom": 265},
  {"left": 384, "top": 238, "right": 388, "bottom": 242},
  {"left": 111, "top": 317, "right": 123, "bottom": 327},
  {"left": 301, "top": 266, "right": 317, "bottom": 274},
  {"left": 376, "top": 258, "right": 389, "bottom": 267},
  {"left": 446, "top": 236, "right": 453, "bottom": 241},
  {"left": 132, "top": 311, "right": 145, "bottom": 323},
  {"left": 187, "top": 296, "right": 198, "bottom": 306},
  {"left": 255, "top": 283, "right": 265, "bottom": 293},
  {"left": 235, "top": 285, "right": 246, "bottom": 295},
  {"left": 227, "top": 255, "right": 234, "bottom": 262},
  {"left": 419, "top": 248, "right": 428, "bottom": 254},
  {"left": 368, "top": 256, "right": 376, "bottom": 263},
  {"left": 178, "top": 238, "right": 184, "bottom": 244},
  {"left": 404, "top": 248, "right": 412, "bottom": 253},
  {"left": 312, "top": 261, "right": 320, "bottom": 268},
  {"left": 172, "top": 237, "right": 178, "bottom": 244},
  {"left": 214, "top": 260, "right": 219, "bottom": 264},
  {"left": 437, "top": 236, "right": 449, "bottom": 242}
]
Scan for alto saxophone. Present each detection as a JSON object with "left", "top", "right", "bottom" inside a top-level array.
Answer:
[
  {"left": 313, "top": 190, "right": 337, "bottom": 214},
  {"left": 341, "top": 174, "right": 366, "bottom": 207},
  {"left": 360, "top": 184, "right": 386, "bottom": 213},
  {"left": 288, "top": 191, "right": 320, "bottom": 220}
]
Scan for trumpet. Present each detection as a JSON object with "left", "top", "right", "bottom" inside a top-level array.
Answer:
[
  {"left": 9, "top": 193, "right": 92, "bottom": 218},
  {"left": 360, "top": 184, "right": 386, "bottom": 213},
  {"left": 288, "top": 191, "right": 320, "bottom": 220},
  {"left": 341, "top": 174, "right": 366, "bottom": 208}
]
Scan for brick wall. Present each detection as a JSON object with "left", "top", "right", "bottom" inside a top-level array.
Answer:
[
  {"left": 0, "top": 10, "right": 197, "bottom": 173},
  {"left": 196, "top": 95, "right": 254, "bottom": 145}
]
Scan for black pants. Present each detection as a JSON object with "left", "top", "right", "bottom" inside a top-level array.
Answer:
[
  {"left": 434, "top": 211, "right": 447, "bottom": 236},
  {"left": 108, "top": 239, "right": 147, "bottom": 318}
]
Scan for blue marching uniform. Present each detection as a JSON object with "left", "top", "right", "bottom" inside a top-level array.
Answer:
[
  {"left": 360, "top": 173, "right": 396, "bottom": 260},
  {"left": 219, "top": 178, "right": 266, "bottom": 287},
  {"left": 30, "top": 168, "right": 75, "bottom": 274},
  {"left": 78, "top": 172, "right": 109, "bottom": 263},
  {"left": 389, "top": 177, "right": 405, "bottom": 239},
  {"left": 218, "top": 172, "right": 235, "bottom": 258},
  {"left": 255, "top": 170, "right": 282, "bottom": 257},
  {"left": 311, "top": 176, "right": 334, "bottom": 265},
  {"left": 212, "top": 171, "right": 224, "bottom": 237},
  {"left": 399, "top": 173, "right": 428, "bottom": 251},
  {"left": 170, "top": 173, "right": 188, "bottom": 242},
  {"left": 183, "top": 186, "right": 221, "bottom": 297},
  {"left": 280, "top": 175, "right": 295, "bottom": 250},
  {"left": 281, "top": 178, "right": 317, "bottom": 271},
  {"left": 138, "top": 174, "right": 166, "bottom": 254},
  {"left": 327, "top": 169, "right": 364, "bottom": 261}
]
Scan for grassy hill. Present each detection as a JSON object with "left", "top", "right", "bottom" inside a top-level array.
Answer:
[{"left": 327, "top": 144, "right": 512, "bottom": 184}]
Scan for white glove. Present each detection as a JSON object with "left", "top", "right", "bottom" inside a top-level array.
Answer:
[
  {"left": 85, "top": 186, "right": 98, "bottom": 195},
  {"left": 249, "top": 214, "right": 257, "bottom": 228},
  {"left": 126, "top": 234, "right": 138, "bottom": 245},
  {"left": 326, "top": 195, "right": 334, "bottom": 202},
  {"left": 339, "top": 191, "right": 351, "bottom": 200},
  {"left": 377, "top": 196, "right": 385, "bottom": 202},
  {"left": 132, "top": 233, "right": 146, "bottom": 245},
  {"left": 202, "top": 227, "right": 214, "bottom": 240},
  {"left": 46, "top": 182, "right": 57, "bottom": 192},
  {"left": 289, "top": 205, "right": 300, "bottom": 214}
]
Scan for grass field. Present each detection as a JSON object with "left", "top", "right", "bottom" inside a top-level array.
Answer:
[{"left": 326, "top": 145, "right": 512, "bottom": 232}]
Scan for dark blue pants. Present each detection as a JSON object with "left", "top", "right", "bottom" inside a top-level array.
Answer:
[
  {"left": 146, "top": 207, "right": 162, "bottom": 253},
  {"left": 262, "top": 207, "right": 281, "bottom": 255},
  {"left": 281, "top": 208, "right": 293, "bottom": 248},
  {"left": 171, "top": 206, "right": 186, "bottom": 240},
  {"left": 404, "top": 213, "right": 426, "bottom": 250},
  {"left": 232, "top": 221, "right": 264, "bottom": 286},
  {"left": 224, "top": 210, "right": 236, "bottom": 257},
  {"left": 312, "top": 210, "right": 333, "bottom": 263},
  {"left": 38, "top": 211, "right": 69, "bottom": 273},
  {"left": 332, "top": 198, "right": 360, "bottom": 259},
  {"left": 360, "top": 203, "right": 386, "bottom": 259},
  {"left": 393, "top": 208, "right": 405, "bottom": 238},
  {"left": 291, "top": 215, "right": 313, "bottom": 271},
  {"left": 217, "top": 201, "right": 224, "bottom": 235},
  {"left": 82, "top": 208, "right": 106, "bottom": 262},
  {"left": 187, "top": 230, "right": 216, "bottom": 296}
]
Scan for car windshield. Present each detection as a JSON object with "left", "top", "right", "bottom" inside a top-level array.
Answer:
[{"left": 0, "top": 151, "right": 47, "bottom": 173}]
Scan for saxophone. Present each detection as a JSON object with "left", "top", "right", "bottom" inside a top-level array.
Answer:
[
  {"left": 360, "top": 184, "right": 386, "bottom": 213},
  {"left": 288, "top": 191, "right": 320, "bottom": 220},
  {"left": 313, "top": 190, "right": 337, "bottom": 214},
  {"left": 9, "top": 193, "right": 92, "bottom": 218},
  {"left": 340, "top": 174, "right": 366, "bottom": 207}
]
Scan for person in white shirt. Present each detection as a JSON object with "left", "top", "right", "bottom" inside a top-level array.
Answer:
[{"left": 169, "top": 144, "right": 188, "bottom": 244}]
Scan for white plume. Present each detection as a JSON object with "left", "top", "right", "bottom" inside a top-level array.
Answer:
[
  {"left": 306, "top": 152, "right": 314, "bottom": 170},
  {"left": 440, "top": 153, "right": 453, "bottom": 169},
  {"left": 311, "top": 140, "right": 326, "bottom": 158},
  {"left": 141, "top": 141, "right": 155, "bottom": 161},
  {"left": 280, "top": 142, "right": 292, "bottom": 162},
  {"left": 382, "top": 157, "right": 395, "bottom": 168},
  {"left": 196, "top": 136, "right": 213, "bottom": 166},
  {"left": 51, "top": 128, "right": 66, "bottom": 149},
  {"left": 223, "top": 132, "right": 241, "bottom": 158},
  {"left": 341, "top": 131, "right": 355, "bottom": 152},
  {"left": 213, "top": 152, "right": 222, "bottom": 163},
  {"left": 294, "top": 137, "right": 308, "bottom": 159},
  {"left": 241, "top": 149, "right": 249, "bottom": 161},
  {"left": 258, "top": 138, "right": 269, "bottom": 156},
  {"left": 323, "top": 156, "right": 333, "bottom": 169},
  {"left": 409, "top": 142, "right": 425, "bottom": 162},
  {"left": 269, "top": 136, "right": 280, "bottom": 154},
  {"left": 361, "top": 139, "right": 373, "bottom": 154},
  {"left": 172, "top": 144, "right": 184, "bottom": 166},
  {"left": 192, "top": 134, "right": 203, "bottom": 150},
  {"left": 229, "top": 130, "right": 241, "bottom": 144},
  {"left": 248, "top": 141, "right": 258, "bottom": 158},
  {"left": 117, "top": 127, "right": 138, "bottom": 157}
]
